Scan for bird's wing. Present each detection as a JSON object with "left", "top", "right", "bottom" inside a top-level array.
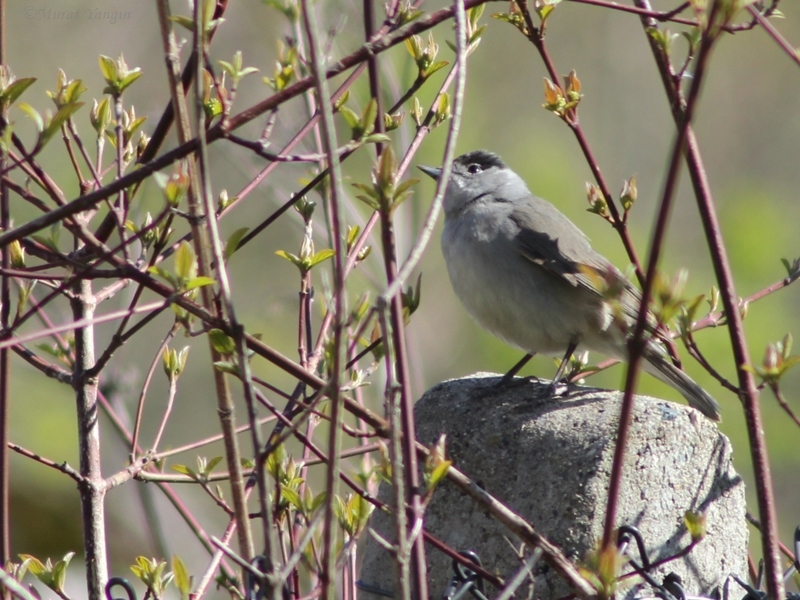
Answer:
[{"left": 509, "top": 202, "right": 646, "bottom": 326}]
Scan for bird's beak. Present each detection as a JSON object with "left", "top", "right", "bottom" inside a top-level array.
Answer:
[{"left": 418, "top": 165, "right": 442, "bottom": 181}]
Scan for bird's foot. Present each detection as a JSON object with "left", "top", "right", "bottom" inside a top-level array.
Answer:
[{"left": 546, "top": 379, "right": 570, "bottom": 397}]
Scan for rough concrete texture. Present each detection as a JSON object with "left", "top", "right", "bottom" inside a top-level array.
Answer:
[{"left": 359, "top": 373, "right": 747, "bottom": 600}]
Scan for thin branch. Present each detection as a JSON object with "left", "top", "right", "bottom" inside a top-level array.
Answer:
[
  {"left": 301, "top": 0, "right": 349, "bottom": 596},
  {"left": 603, "top": 0, "right": 722, "bottom": 552},
  {"left": 7, "top": 443, "right": 84, "bottom": 483},
  {"left": 633, "top": 1, "right": 785, "bottom": 597}
]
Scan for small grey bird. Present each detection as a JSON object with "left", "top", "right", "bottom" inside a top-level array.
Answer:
[{"left": 419, "top": 150, "right": 721, "bottom": 421}]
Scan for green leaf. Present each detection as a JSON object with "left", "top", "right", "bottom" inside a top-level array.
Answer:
[
  {"left": 18, "top": 103, "right": 43, "bottom": 133},
  {"left": 308, "top": 249, "right": 335, "bottom": 268},
  {"left": 339, "top": 106, "right": 360, "bottom": 131},
  {"left": 148, "top": 265, "right": 178, "bottom": 289},
  {"left": 52, "top": 552, "right": 75, "bottom": 591},
  {"left": 275, "top": 249, "right": 302, "bottom": 268},
  {"left": 98, "top": 55, "right": 118, "bottom": 83},
  {"left": 213, "top": 360, "right": 240, "bottom": 375},
  {"left": 363, "top": 133, "right": 391, "bottom": 144},
  {"left": 119, "top": 71, "right": 143, "bottom": 92},
  {"left": 18, "top": 555, "right": 46, "bottom": 577},
  {"left": 169, "top": 14, "right": 195, "bottom": 31},
  {"left": 162, "top": 346, "right": 190, "bottom": 379},
  {"left": 200, "top": 0, "right": 216, "bottom": 32},
  {"left": 395, "top": 177, "right": 419, "bottom": 198},
  {"left": 1, "top": 77, "right": 37, "bottom": 108},
  {"left": 225, "top": 227, "right": 250, "bottom": 260},
  {"left": 423, "top": 60, "right": 449, "bottom": 79},
  {"left": 184, "top": 276, "right": 215, "bottom": 291},
  {"left": 361, "top": 98, "right": 378, "bottom": 137},
  {"left": 171, "top": 465, "right": 194, "bottom": 478},
  {"left": 426, "top": 460, "right": 452, "bottom": 491},
  {"left": 174, "top": 241, "right": 196, "bottom": 282},
  {"left": 206, "top": 456, "right": 223, "bottom": 472},
  {"left": 684, "top": 511, "right": 707, "bottom": 541},
  {"left": 172, "top": 554, "right": 192, "bottom": 600},
  {"left": 209, "top": 329, "right": 236, "bottom": 356},
  {"left": 42, "top": 102, "right": 84, "bottom": 146},
  {"left": 279, "top": 485, "right": 302, "bottom": 510},
  {"left": 90, "top": 97, "right": 112, "bottom": 136}
]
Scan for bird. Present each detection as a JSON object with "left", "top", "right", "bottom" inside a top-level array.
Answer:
[{"left": 419, "top": 150, "right": 721, "bottom": 421}]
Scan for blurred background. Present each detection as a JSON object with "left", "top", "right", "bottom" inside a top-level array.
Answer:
[{"left": 4, "top": 0, "right": 799, "bottom": 597}]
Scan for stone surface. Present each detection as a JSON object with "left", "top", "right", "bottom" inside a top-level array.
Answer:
[{"left": 358, "top": 373, "right": 748, "bottom": 599}]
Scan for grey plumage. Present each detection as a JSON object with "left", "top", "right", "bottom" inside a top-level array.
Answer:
[{"left": 420, "top": 150, "right": 721, "bottom": 421}]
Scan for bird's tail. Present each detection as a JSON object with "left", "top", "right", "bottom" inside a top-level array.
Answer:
[{"left": 642, "top": 346, "right": 721, "bottom": 421}]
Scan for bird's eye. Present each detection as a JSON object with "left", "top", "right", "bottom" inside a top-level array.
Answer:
[{"left": 467, "top": 163, "right": 483, "bottom": 174}]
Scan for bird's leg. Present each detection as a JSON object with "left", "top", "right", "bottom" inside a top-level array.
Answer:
[
  {"left": 500, "top": 353, "right": 535, "bottom": 385},
  {"left": 548, "top": 342, "right": 578, "bottom": 395}
]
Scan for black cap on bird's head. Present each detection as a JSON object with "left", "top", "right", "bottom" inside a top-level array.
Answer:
[{"left": 418, "top": 150, "right": 508, "bottom": 181}]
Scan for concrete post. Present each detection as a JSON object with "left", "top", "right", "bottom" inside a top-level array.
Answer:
[{"left": 359, "top": 374, "right": 748, "bottom": 599}]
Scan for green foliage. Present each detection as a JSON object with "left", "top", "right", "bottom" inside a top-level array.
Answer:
[
  {"left": 18, "top": 552, "right": 75, "bottom": 596},
  {"left": 422, "top": 435, "right": 451, "bottom": 500},
  {"left": 542, "top": 70, "right": 582, "bottom": 119},
  {"left": 411, "top": 97, "right": 424, "bottom": 127},
  {"left": 15, "top": 280, "right": 36, "bottom": 322},
  {"left": 405, "top": 32, "right": 449, "bottom": 81},
  {"left": 19, "top": 100, "right": 84, "bottom": 150},
  {"left": 294, "top": 196, "right": 316, "bottom": 221},
  {"left": 338, "top": 97, "right": 379, "bottom": 142},
  {"left": 0, "top": 65, "right": 36, "bottom": 111},
  {"left": 266, "top": 445, "right": 323, "bottom": 521},
  {"left": 125, "top": 212, "right": 167, "bottom": 250},
  {"left": 646, "top": 27, "right": 680, "bottom": 56},
  {"left": 432, "top": 93, "right": 451, "bottom": 126},
  {"left": 8, "top": 239, "right": 25, "bottom": 269},
  {"left": 619, "top": 176, "right": 637, "bottom": 213},
  {"left": 384, "top": 112, "right": 404, "bottom": 132},
  {"left": 334, "top": 492, "right": 373, "bottom": 538},
  {"left": 162, "top": 345, "right": 190, "bottom": 380},
  {"left": 579, "top": 544, "right": 625, "bottom": 599},
  {"left": 401, "top": 274, "right": 422, "bottom": 323},
  {"left": 684, "top": 510, "right": 707, "bottom": 542},
  {"left": 652, "top": 269, "right": 689, "bottom": 329},
  {"left": 396, "top": 0, "right": 424, "bottom": 26},
  {"left": 263, "top": 0, "right": 300, "bottom": 22},
  {"left": 264, "top": 42, "right": 296, "bottom": 92},
  {"left": 352, "top": 146, "right": 419, "bottom": 215},
  {"left": 744, "top": 334, "right": 800, "bottom": 388},
  {"left": 104, "top": 105, "right": 147, "bottom": 151},
  {"left": 171, "top": 555, "right": 192, "bottom": 600},
  {"left": 130, "top": 556, "right": 174, "bottom": 599},
  {"left": 172, "top": 456, "right": 224, "bottom": 483},
  {"left": 209, "top": 329, "right": 236, "bottom": 357},
  {"left": 492, "top": 3, "right": 528, "bottom": 36},
  {"left": 219, "top": 50, "right": 259, "bottom": 89},
  {"left": 446, "top": 4, "right": 488, "bottom": 54},
  {"left": 201, "top": 69, "right": 224, "bottom": 122},
  {"left": 154, "top": 166, "right": 190, "bottom": 207},
  {"left": 46, "top": 69, "right": 86, "bottom": 109},
  {"left": 224, "top": 227, "right": 250, "bottom": 262},
  {"left": 149, "top": 241, "right": 212, "bottom": 292},
  {"left": 586, "top": 182, "right": 609, "bottom": 219},
  {"left": 170, "top": 0, "right": 222, "bottom": 36},
  {"left": 89, "top": 98, "right": 112, "bottom": 137},
  {"left": 535, "top": 0, "right": 563, "bottom": 25},
  {"left": 275, "top": 247, "right": 335, "bottom": 275},
  {"left": 31, "top": 222, "right": 62, "bottom": 255},
  {"left": 98, "top": 54, "right": 142, "bottom": 96},
  {"left": 345, "top": 225, "right": 371, "bottom": 263}
]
